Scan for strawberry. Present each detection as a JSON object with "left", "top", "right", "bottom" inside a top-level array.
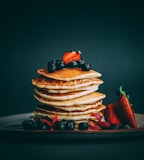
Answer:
[
  {"left": 62, "top": 51, "right": 81, "bottom": 64},
  {"left": 116, "top": 86, "right": 137, "bottom": 128},
  {"left": 89, "top": 121, "right": 99, "bottom": 130},
  {"left": 91, "top": 113, "right": 112, "bottom": 129},
  {"left": 98, "top": 121, "right": 111, "bottom": 129},
  {"left": 104, "top": 103, "right": 123, "bottom": 126}
]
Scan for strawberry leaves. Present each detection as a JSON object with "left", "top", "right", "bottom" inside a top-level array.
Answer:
[{"left": 116, "top": 85, "right": 130, "bottom": 100}]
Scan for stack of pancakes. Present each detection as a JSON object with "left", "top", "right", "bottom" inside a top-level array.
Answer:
[{"left": 32, "top": 68, "right": 106, "bottom": 124}]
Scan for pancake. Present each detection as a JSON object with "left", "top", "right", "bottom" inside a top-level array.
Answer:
[
  {"left": 41, "top": 84, "right": 99, "bottom": 93},
  {"left": 34, "top": 92, "right": 106, "bottom": 106},
  {"left": 42, "top": 100, "right": 103, "bottom": 112},
  {"left": 37, "top": 68, "right": 102, "bottom": 81},
  {"left": 33, "top": 109, "right": 104, "bottom": 121},
  {"left": 35, "top": 104, "right": 106, "bottom": 116},
  {"left": 32, "top": 77, "right": 103, "bottom": 89},
  {"left": 32, "top": 61, "right": 106, "bottom": 126},
  {"left": 34, "top": 86, "right": 98, "bottom": 101}
]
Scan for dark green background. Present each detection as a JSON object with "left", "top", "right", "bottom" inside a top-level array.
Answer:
[{"left": 1, "top": 0, "right": 144, "bottom": 116}]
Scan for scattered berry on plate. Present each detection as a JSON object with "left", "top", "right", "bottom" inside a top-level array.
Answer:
[
  {"left": 66, "top": 120, "right": 75, "bottom": 130},
  {"left": 54, "top": 119, "right": 67, "bottom": 130},
  {"left": 22, "top": 119, "right": 37, "bottom": 130},
  {"left": 98, "top": 121, "right": 111, "bottom": 129},
  {"left": 104, "top": 103, "right": 123, "bottom": 126},
  {"left": 116, "top": 86, "right": 137, "bottom": 128},
  {"left": 110, "top": 124, "right": 121, "bottom": 129},
  {"left": 36, "top": 119, "right": 51, "bottom": 130},
  {"left": 78, "top": 122, "right": 89, "bottom": 130},
  {"left": 104, "top": 86, "right": 137, "bottom": 129}
]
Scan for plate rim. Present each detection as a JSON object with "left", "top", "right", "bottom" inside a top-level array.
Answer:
[{"left": 0, "top": 112, "right": 144, "bottom": 141}]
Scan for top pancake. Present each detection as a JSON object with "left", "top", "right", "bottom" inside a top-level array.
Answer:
[{"left": 37, "top": 68, "right": 102, "bottom": 81}]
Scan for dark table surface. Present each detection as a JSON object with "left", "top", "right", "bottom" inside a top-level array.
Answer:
[
  {"left": 0, "top": 137, "right": 144, "bottom": 160},
  {"left": 0, "top": 113, "right": 144, "bottom": 160}
]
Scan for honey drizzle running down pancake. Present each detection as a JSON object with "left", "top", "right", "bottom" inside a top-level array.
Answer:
[
  {"left": 32, "top": 76, "right": 103, "bottom": 89},
  {"left": 37, "top": 68, "right": 102, "bottom": 81}
]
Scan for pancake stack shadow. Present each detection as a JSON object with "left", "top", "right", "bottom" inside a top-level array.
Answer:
[{"left": 32, "top": 68, "right": 106, "bottom": 125}]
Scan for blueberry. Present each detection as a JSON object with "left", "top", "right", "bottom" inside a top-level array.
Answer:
[
  {"left": 48, "top": 64, "right": 57, "bottom": 72},
  {"left": 66, "top": 120, "right": 75, "bottom": 130},
  {"left": 110, "top": 124, "right": 120, "bottom": 129},
  {"left": 47, "top": 61, "right": 57, "bottom": 72},
  {"left": 47, "top": 59, "right": 65, "bottom": 72},
  {"left": 51, "top": 59, "right": 59, "bottom": 64},
  {"left": 40, "top": 123, "right": 50, "bottom": 130},
  {"left": 121, "top": 125, "right": 129, "bottom": 129},
  {"left": 55, "top": 59, "right": 61, "bottom": 64},
  {"left": 36, "top": 119, "right": 50, "bottom": 130},
  {"left": 78, "top": 122, "right": 89, "bottom": 130},
  {"left": 68, "top": 61, "right": 78, "bottom": 68},
  {"left": 77, "top": 60, "right": 85, "bottom": 67},
  {"left": 22, "top": 119, "right": 37, "bottom": 130},
  {"left": 81, "top": 63, "right": 91, "bottom": 71},
  {"left": 56, "top": 60, "right": 65, "bottom": 70},
  {"left": 48, "top": 60, "right": 54, "bottom": 66},
  {"left": 54, "top": 119, "right": 67, "bottom": 130}
]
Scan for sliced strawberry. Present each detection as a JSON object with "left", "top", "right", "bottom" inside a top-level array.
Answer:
[
  {"left": 116, "top": 95, "right": 137, "bottom": 128},
  {"left": 104, "top": 103, "right": 123, "bottom": 126},
  {"left": 115, "top": 86, "right": 137, "bottom": 128},
  {"left": 62, "top": 51, "right": 81, "bottom": 64},
  {"left": 98, "top": 121, "right": 111, "bottom": 129},
  {"left": 89, "top": 121, "right": 99, "bottom": 130}
]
